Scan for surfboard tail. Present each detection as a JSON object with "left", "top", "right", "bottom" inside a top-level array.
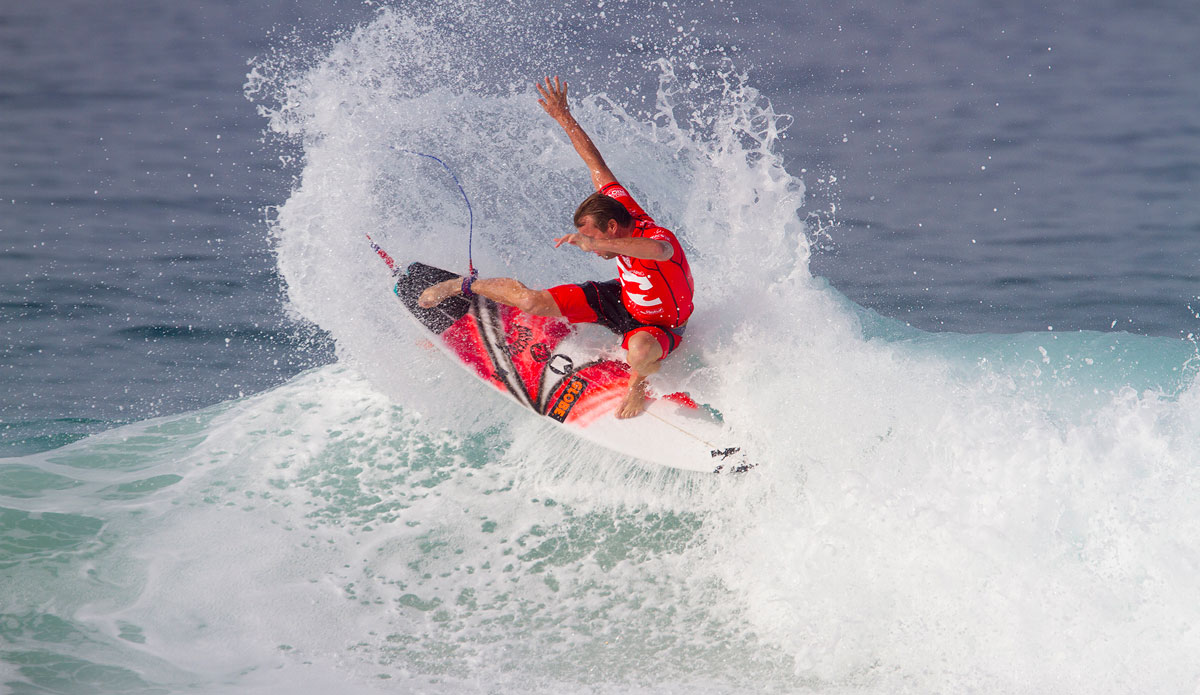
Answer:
[
  {"left": 395, "top": 262, "right": 473, "bottom": 335},
  {"left": 366, "top": 236, "right": 470, "bottom": 335}
]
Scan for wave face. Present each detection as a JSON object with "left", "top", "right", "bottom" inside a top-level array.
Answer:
[{"left": 5, "top": 2, "right": 1200, "bottom": 693}]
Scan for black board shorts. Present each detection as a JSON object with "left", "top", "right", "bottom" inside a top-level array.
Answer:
[{"left": 547, "top": 280, "right": 685, "bottom": 358}]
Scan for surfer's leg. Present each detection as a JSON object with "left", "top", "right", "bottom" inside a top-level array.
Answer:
[
  {"left": 617, "top": 330, "right": 665, "bottom": 419},
  {"left": 418, "top": 277, "right": 562, "bottom": 316}
]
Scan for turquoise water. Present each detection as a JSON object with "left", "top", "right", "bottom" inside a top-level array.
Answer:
[
  {"left": 6, "top": 341, "right": 1200, "bottom": 692},
  {"left": 5, "top": 0, "right": 1200, "bottom": 693}
]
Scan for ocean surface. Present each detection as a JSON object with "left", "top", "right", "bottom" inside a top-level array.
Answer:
[{"left": 3, "top": 0, "right": 1199, "bottom": 692}]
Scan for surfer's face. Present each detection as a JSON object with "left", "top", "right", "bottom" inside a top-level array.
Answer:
[
  {"left": 576, "top": 216, "right": 617, "bottom": 239},
  {"left": 574, "top": 216, "right": 619, "bottom": 258}
]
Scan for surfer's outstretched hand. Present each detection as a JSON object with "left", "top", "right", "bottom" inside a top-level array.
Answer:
[
  {"left": 555, "top": 232, "right": 616, "bottom": 259},
  {"left": 554, "top": 232, "right": 593, "bottom": 252},
  {"left": 536, "top": 76, "right": 570, "bottom": 120}
]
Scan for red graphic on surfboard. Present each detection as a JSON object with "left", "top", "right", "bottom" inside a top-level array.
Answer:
[
  {"left": 369, "top": 240, "right": 749, "bottom": 473},
  {"left": 396, "top": 262, "right": 637, "bottom": 426}
]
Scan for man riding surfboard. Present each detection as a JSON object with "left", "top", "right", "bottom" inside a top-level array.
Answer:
[{"left": 419, "top": 76, "right": 695, "bottom": 419}]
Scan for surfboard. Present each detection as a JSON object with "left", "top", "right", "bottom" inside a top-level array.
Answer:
[{"left": 372, "top": 245, "right": 749, "bottom": 473}]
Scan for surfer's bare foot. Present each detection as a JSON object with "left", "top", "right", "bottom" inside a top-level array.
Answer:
[
  {"left": 616, "top": 379, "right": 648, "bottom": 419},
  {"left": 417, "top": 278, "right": 463, "bottom": 308}
]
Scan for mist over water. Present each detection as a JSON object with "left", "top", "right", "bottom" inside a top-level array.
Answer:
[{"left": 5, "top": 1, "right": 1200, "bottom": 693}]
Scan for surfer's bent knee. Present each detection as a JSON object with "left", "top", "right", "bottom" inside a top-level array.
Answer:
[
  {"left": 625, "top": 331, "right": 664, "bottom": 370},
  {"left": 516, "top": 288, "right": 560, "bottom": 317}
]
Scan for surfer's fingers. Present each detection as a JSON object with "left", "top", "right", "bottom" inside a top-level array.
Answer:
[
  {"left": 541, "top": 75, "right": 566, "bottom": 99},
  {"left": 536, "top": 78, "right": 568, "bottom": 114}
]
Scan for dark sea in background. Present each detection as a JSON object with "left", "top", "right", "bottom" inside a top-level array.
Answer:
[
  {"left": 2, "top": 0, "right": 355, "bottom": 453},
  {"left": 3, "top": 0, "right": 1198, "bottom": 452},
  {"left": 3, "top": 0, "right": 1200, "bottom": 692}
]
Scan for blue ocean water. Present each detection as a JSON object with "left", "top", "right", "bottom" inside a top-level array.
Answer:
[{"left": 3, "top": 0, "right": 1200, "bottom": 693}]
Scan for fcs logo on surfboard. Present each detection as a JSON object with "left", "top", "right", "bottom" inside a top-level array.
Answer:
[{"left": 548, "top": 375, "right": 588, "bottom": 422}]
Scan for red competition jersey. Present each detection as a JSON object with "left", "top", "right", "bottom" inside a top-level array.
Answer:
[{"left": 599, "top": 181, "right": 694, "bottom": 327}]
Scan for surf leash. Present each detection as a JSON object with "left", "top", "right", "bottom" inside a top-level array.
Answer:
[{"left": 391, "top": 147, "right": 478, "bottom": 291}]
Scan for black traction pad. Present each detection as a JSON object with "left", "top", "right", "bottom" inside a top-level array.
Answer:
[{"left": 395, "top": 262, "right": 473, "bottom": 335}]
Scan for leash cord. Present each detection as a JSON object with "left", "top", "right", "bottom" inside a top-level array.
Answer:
[{"left": 392, "top": 147, "right": 477, "bottom": 279}]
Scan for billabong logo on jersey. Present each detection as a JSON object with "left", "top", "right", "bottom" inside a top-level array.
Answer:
[
  {"left": 618, "top": 266, "right": 663, "bottom": 307},
  {"left": 548, "top": 375, "right": 588, "bottom": 422}
]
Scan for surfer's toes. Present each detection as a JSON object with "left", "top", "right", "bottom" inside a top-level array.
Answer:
[
  {"left": 615, "top": 395, "right": 647, "bottom": 419},
  {"left": 416, "top": 291, "right": 438, "bottom": 309}
]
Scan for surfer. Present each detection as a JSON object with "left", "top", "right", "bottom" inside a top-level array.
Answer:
[{"left": 419, "top": 76, "right": 695, "bottom": 419}]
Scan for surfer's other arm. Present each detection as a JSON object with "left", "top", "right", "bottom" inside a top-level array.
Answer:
[
  {"left": 554, "top": 231, "right": 673, "bottom": 262},
  {"left": 536, "top": 75, "right": 617, "bottom": 192}
]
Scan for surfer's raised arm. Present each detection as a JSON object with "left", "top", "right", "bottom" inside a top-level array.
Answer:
[{"left": 536, "top": 76, "right": 617, "bottom": 191}]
